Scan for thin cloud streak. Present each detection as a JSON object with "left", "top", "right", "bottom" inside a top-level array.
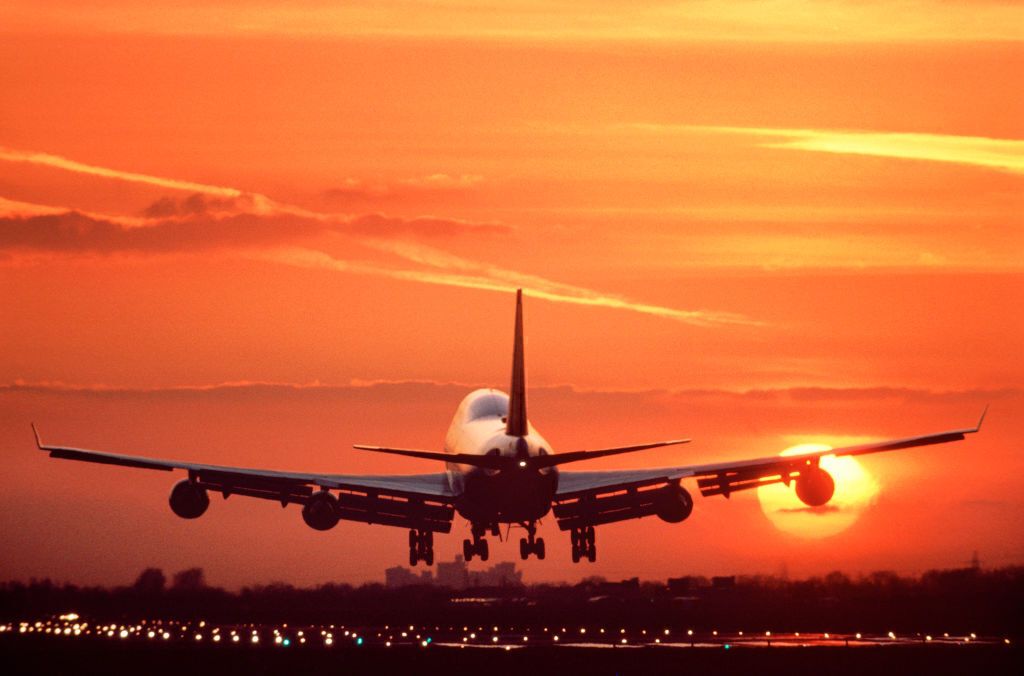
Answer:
[
  {"left": 0, "top": 147, "right": 758, "bottom": 327},
  {"left": 259, "top": 247, "right": 757, "bottom": 326},
  {"left": 0, "top": 147, "right": 243, "bottom": 197},
  {"left": 633, "top": 125, "right": 1024, "bottom": 175}
]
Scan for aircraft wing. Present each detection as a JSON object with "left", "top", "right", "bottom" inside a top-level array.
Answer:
[
  {"left": 33, "top": 425, "right": 456, "bottom": 532},
  {"left": 552, "top": 411, "right": 985, "bottom": 530}
]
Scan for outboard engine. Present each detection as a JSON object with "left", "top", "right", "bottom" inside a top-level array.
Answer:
[
  {"left": 169, "top": 480, "right": 209, "bottom": 519},
  {"left": 655, "top": 483, "right": 694, "bottom": 523},
  {"left": 302, "top": 490, "right": 340, "bottom": 531},
  {"left": 795, "top": 466, "right": 835, "bottom": 507}
]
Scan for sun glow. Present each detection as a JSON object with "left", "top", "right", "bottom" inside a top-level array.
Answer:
[{"left": 757, "top": 444, "right": 881, "bottom": 538}]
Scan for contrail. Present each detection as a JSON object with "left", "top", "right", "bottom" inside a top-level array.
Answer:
[
  {"left": 261, "top": 247, "right": 757, "bottom": 326},
  {"left": 0, "top": 147, "right": 243, "bottom": 197},
  {"left": 629, "top": 125, "right": 1024, "bottom": 175}
]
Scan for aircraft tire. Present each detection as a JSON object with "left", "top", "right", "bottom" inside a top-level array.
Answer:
[
  {"left": 479, "top": 539, "right": 489, "bottom": 561},
  {"left": 536, "top": 538, "right": 545, "bottom": 560},
  {"left": 571, "top": 545, "right": 581, "bottom": 563},
  {"left": 519, "top": 538, "right": 529, "bottom": 560},
  {"left": 463, "top": 539, "right": 474, "bottom": 562},
  {"left": 587, "top": 544, "right": 597, "bottom": 563}
]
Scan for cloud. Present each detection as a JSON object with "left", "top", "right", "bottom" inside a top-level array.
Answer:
[
  {"left": 0, "top": 197, "right": 506, "bottom": 254},
  {"left": 0, "top": 147, "right": 243, "bottom": 197},
  {"left": 775, "top": 504, "right": 842, "bottom": 515},
  {"left": 260, "top": 246, "right": 756, "bottom": 326},
  {"left": 635, "top": 125, "right": 1024, "bottom": 175},
  {"left": 0, "top": 147, "right": 754, "bottom": 326}
]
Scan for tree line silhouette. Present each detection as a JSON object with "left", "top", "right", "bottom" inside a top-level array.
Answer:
[{"left": 1, "top": 566, "right": 1020, "bottom": 635}]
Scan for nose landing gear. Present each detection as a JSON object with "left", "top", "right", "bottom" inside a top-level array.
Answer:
[
  {"left": 408, "top": 529, "right": 434, "bottom": 566},
  {"left": 570, "top": 526, "right": 596, "bottom": 563},
  {"left": 519, "top": 521, "right": 545, "bottom": 560},
  {"left": 463, "top": 522, "right": 492, "bottom": 562}
]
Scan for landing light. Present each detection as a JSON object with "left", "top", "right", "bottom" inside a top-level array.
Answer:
[{"left": 518, "top": 461, "right": 527, "bottom": 468}]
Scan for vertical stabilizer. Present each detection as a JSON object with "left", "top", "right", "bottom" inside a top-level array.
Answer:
[{"left": 506, "top": 289, "right": 528, "bottom": 437}]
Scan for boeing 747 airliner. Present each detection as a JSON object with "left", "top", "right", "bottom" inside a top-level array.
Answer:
[{"left": 34, "top": 290, "right": 984, "bottom": 565}]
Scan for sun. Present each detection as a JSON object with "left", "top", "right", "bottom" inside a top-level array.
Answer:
[{"left": 757, "top": 443, "right": 881, "bottom": 538}]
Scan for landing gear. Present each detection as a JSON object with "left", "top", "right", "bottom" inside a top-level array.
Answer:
[
  {"left": 570, "top": 526, "right": 596, "bottom": 563},
  {"left": 519, "top": 522, "right": 545, "bottom": 560},
  {"left": 408, "top": 529, "right": 434, "bottom": 566},
  {"left": 463, "top": 522, "right": 491, "bottom": 562}
]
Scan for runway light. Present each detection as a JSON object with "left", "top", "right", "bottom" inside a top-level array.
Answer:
[
  {"left": 856, "top": 633, "right": 862, "bottom": 640},
  {"left": 724, "top": 644, "right": 731, "bottom": 650},
  {"left": 283, "top": 639, "right": 291, "bottom": 647},
  {"left": 519, "top": 461, "right": 527, "bottom": 468},
  {"left": 356, "top": 637, "right": 364, "bottom": 646},
  {"left": 325, "top": 638, "right": 333, "bottom": 646},
  {"left": 162, "top": 632, "right": 170, "bottom": 640},
  {"left": 232, "top": 635, "right": 240, "bottom": 643}
]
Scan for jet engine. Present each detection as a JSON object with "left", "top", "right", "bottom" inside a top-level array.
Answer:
[
  {"left": 655, "top": 483, "right": 694, "bottom": 523},
  {"left": 169, "top": 480, "right": 209, "bottom": 519},
  {"left": 795, "top": 466, "right": 835, "bottom": 507},
  {"left": 302, "top": 490, "right": 340, "bottom": 531}
]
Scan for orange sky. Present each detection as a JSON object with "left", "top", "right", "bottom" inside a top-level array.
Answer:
[{"left": 1, "top": 2, "right": 1022, "bottom": 587}]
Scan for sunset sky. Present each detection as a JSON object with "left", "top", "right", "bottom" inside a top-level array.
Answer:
[{"left": 1, "top": 1, "right": 1022, "bottom": 588}]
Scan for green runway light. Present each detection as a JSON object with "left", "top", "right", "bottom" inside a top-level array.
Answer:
[
  {"left": 356, "top": 637, "right": 364, "bottom": 645},
  {"left": 724, "top": 644, "right": 731, "bottom": 650}
]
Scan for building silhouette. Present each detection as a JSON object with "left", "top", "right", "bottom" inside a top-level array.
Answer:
[{"left": 385, "top": 555, "right": 523, "bottom": 589}]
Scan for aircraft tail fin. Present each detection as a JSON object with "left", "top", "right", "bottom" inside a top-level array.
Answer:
[{"left": 506, "top": 289, "right": 528, "bottom": 437}]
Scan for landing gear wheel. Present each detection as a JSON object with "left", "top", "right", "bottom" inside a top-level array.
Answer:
[
  {"left": 463, "top": 538, "right": 474, "bottom": 562},
  {"left": 424, "top": 548, "right": 434, "bottom": 566},
  {"left": 519, "top": 538, "right": 529, "bottom": 560},
  {"left": 478, "top": 538, "right": 489, "bottom": 561},
  {"left": 570, "top": 527, "right": 597, "bottom": 563},
  {"left": 536, "top": 537, "right": 545, "bottom": 560},
  {"left": 409, "top": 548, "right": 418, "bottom": 566}
]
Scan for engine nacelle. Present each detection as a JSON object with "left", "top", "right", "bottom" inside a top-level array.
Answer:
[
  {"left": 302, "top": 490, "right": 339, "bottom": 531},
  {"left": 169, "top": 480, "right": 209, "bottom": 519},
  {"left": 655, "top": 483, "right": 694, "bottom": 523},
  {"left": 795, "top": 466, "right": 835, "bottom": 507}
]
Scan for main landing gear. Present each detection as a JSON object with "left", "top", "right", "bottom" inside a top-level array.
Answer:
[
  {"left": 571, "top": 526, "right": 596, "bottom": 563},
  {"left": 519, "top": 522, "right": 545, "bottom": 560},
  {"left": 409, "top": 529, "right": 434, "bottom": 566},
  {"left": 463, "top": 522, "right": 496, "bottom": 562}
]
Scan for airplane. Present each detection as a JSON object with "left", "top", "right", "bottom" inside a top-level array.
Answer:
[{"left": 33, "top": 290, "right": 985, "bottom": 567}]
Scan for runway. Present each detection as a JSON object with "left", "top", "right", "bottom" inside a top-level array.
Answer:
[{"left": 2, "top": 614, "right": 1018, "bottom": 675}]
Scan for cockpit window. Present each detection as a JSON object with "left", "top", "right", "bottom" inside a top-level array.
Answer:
[{"left": 466, "top": 392, "right": 509, "bottom": 421}]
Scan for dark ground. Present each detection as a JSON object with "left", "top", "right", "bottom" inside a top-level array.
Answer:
[{"left": 2, "top": 636, "right": 1020, "bottom": 676}]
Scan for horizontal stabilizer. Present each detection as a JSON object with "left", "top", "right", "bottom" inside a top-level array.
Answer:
[
  {"left": 353, "top": 445, "right": 508, "bottom": 470},
  {"left": 533, "top": 439, "right": 690, "bottom": 468},
  {"left": 355, "top": 438, "right": 690, "bottom": 471}
]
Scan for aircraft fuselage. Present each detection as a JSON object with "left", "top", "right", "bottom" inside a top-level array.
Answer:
[{"left": 444, "top": 388, "right": 558, "bottom": 523}]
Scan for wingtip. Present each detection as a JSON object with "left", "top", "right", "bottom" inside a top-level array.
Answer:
[
  {"left": 976, "top": 404, "right": 989, "bottom": 431},
  {"left": 31, "top": 422, "right": 42, "bottom": 449}
]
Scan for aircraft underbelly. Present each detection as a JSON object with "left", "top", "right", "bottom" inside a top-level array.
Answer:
[{"left": 456, "top": 468, "right": 557, "bottom": 522}]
